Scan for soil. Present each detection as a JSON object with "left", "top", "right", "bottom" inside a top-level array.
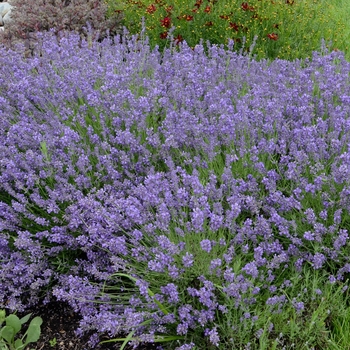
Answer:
[{"left": 7, "top": 299, "right": 159, "bottom": 350}]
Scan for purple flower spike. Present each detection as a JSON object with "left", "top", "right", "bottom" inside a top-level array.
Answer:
[{"left": 200, "top": 239, "right": 212, "bottom": 253}]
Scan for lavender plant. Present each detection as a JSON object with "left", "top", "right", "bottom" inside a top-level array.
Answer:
[{"left": 1, "top": 27, "right": 350, "bottom": 349}]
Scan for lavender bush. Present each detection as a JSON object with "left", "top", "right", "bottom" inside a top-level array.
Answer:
[{"left": 1, "top": 29, "right": 350, "bottom": 349}]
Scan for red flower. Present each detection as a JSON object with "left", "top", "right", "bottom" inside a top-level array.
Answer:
[
  {"left": 194, "top": 0, "right": 203, "bottom": 8},
  {"left": 241, "top": 2, "right": 249, "bottom": 11},
  {"left": 204, "top": 6, "right": 211, "bottom": 13},
  {"left": 220, "top": 14, "right": 230, "bottom": 20},
  {"left": 285, "top": 0, "right": 295, "bottom": 4},
  {"left": 229, "top": 22, "right": 240, "bottom": 32},
  {"left": 160, "top": 17, "right": 171, "bottom": 28},
  {"left": 205, "top": 21, "right": 213, "bottom": 26},
  {"left": 174, "top": 34, "right": 183, "bottom": 45},
  {"left": 160, "top": 31, "right": 168, "bottom": 39},
  {"left": 146, "top": 4, "right": 156, "bottom": 14},
  {"left": 241, "top": 2, "right": 254, "bottom": 11},
  {"left": 267, "top": 33, "right": 278, "bottom": 41},
  {"left": 177, "top": 14, "right": 193, "bottom": 21},
  {"left": 165, "top": 6, "right": 173, "bottom": 14}
]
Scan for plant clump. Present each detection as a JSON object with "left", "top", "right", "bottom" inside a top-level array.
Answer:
[
  {"left": 104, "top": 0, "right": 347, "bottom": 60},
  {"left": 0, "top": 309, "right": 42, "bottom": 350},
  {"left": 1, "top": 28, "right": 350, "bottom": 349},
  {"left": 0, "top": 0, "right": 125, "bottom": 56}
]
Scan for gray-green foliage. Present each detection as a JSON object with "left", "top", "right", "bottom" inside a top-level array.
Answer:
[
  {"left": 0, "top": 0, "right": 125, "bottom": 57},
  {"left": 0, "top": 310, "right": 42, "bottom": 350}
]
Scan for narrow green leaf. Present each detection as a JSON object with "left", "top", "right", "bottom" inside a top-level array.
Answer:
[
  {"left": 40, "top": 141, "right": 48, "bottom": 159},
  {"left": 152, "top": 335, "right": 184, "bottom": 342},
  {"left": 0, "top": 326, "right": 14, "bottom": 343},
  {"left": 5, "top": 315, "right": 21, "bottom": 334},
  {"left": 112, "top": 273, "right": 137, "bottom": 283},
  {"left": 19, "top": 313, "right": 32, "bottom": 325},
  {"left": 119, "top": 330, "right": 136, "bottom": 350},
  {"left": 100, "top": 334, "right": 184, "bottom": 346},
  {"left": 99, "top": 338, "right": 129, "bottom": 345},
  {"left": 146, "top": 288, "right": 169, "bottom": 315},
  {"left": 111, "top": 273, "right": 169, "bottom": 315}
]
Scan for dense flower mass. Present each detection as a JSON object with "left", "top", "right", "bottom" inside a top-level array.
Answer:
[{"left": 1, "top": 30, "right": 350, "bottom": 348}]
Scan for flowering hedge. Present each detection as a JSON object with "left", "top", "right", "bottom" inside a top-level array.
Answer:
[{"left": 1, "top": 31, "right": 350, "bottom": 349}]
